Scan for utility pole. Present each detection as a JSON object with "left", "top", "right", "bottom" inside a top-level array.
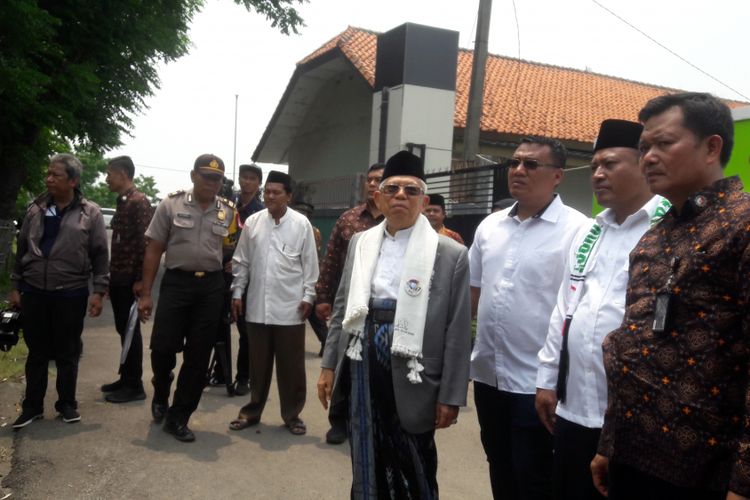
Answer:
[
  {"left": 463, "top": 0, "right": 492, "bottom": 164},
  {"left": 232, "top": 94, "right": 239, "bottom": 183}
]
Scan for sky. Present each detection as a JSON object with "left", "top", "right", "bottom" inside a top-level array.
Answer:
[{"left": 109, "top": 0, "right": 750, "bottom": 197}]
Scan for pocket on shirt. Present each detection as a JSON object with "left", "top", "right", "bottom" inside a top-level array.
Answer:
[
  {"left": 211, "top": 223, "right": 229, "bottom": 237},
  {"left": 278, "top": 245, "right": 301, "bottom": 271},
  {"left": 517, "top": 250, "right": 558, "bottom": 288},
  {"left": 173, "top": 217, "right": 195, "bottom": 229}
]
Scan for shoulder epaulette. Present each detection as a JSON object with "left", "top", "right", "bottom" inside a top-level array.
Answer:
[
  {"left": 219, "top": 197, "right": 236, "bottom": 209},
  {"left": 168, "top": 190, "right": 185, "bottom": 198}
]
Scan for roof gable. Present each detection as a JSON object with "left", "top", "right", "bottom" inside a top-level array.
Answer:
[{"left": 298, "top": 26, "right": 746, "bottom": 144}]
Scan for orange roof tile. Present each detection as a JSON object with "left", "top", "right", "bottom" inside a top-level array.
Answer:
[{"left": 299, "top": 26, "right": 746, "bottom": 144}]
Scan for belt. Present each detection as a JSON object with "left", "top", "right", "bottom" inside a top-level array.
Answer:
[
  {"left": 166, "top": 269, "right": 222, "bottom": 278},
  {"left": 368, "top": 298, "right": 396, "bottom": 322}
]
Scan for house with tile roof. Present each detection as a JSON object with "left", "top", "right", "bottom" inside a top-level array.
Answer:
[{"left": 252, "top": 25, "right": 746, "bottom": 218}]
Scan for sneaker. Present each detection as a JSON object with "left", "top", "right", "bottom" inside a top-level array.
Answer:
[
  {"left": 101, "top": 380, "right": 124, "bottom": 393},
  {"left": 208, "top": 376, "right": 225, "bottom": 387},
  {"left": 106, "top": 386, "right": 147, "bottom": 403},
  {"left": 58, "top": 406, "right": 81, "bottom": 423},
  {"left": 12, "top": 410, "right": 43, "bottom": 429},
  {"left": 233, "top": 379, "right": 250, "bottom": 396}
]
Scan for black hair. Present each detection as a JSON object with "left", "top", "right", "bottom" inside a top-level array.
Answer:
[
  {"left": 519, "top": 136, "right": 568, "bottom": 168},
  {"left": 108, "top": 155, "right": 135, "bottom": 180},
  {"left": 367, "top": 163, "right": 385, "bottom": 173},
  {"left": 638, "top": 92, "right": 734, "bottom": 166},
  {"left": 239, "top": 163, "right": 263, "bottom": 182}
]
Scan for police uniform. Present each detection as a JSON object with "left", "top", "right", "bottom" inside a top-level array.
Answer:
[{"left": 146, "top": 187, "right": 237, "bottom": 427}]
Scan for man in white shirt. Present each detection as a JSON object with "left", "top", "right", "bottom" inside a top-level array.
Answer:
[
  {"left": 470, "top": 137, "right": 588, "bottom": 499},
  {"left": 228, "top": 170, "right": 319, "bottom": 436},
  {"left": 536, "top": 120, "right": 667, "bottom": 499}
]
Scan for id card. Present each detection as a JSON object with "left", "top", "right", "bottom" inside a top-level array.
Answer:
[{"left": 653, "top": 292, "right": 672, "bottom": 334}]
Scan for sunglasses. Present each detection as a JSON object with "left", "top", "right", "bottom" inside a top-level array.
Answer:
[
  {"left": 198, "top": 171, "right": 224, "bottom": 182},
  {"left": 508, "top": 158, "right": 560, "bottom": 170},
  {"left": 381, "top": 184, "right": 424, "bottom": 197}
]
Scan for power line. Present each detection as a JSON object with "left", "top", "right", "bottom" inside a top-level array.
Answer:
[
  {"left": 134, "top": 163, "right": 188, "bottom": 173},
  {"left": 592, "top": 0, "right": 749, "bottom": 101}
]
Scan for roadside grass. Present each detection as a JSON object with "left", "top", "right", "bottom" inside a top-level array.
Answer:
[
  {"left": 0, "top": 337, "right": 27, "bottom": 381},
  {"left": 1, "top": 244, "right": 25, "bottom": 382}
]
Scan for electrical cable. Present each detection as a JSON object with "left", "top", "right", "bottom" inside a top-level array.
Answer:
[{"left": 591, "top": 0, "right": 748, "bottom": 101}]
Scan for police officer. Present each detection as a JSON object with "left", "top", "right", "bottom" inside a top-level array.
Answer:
[{"left": 138, "top": 154, "right": 236, "bottom": 442}]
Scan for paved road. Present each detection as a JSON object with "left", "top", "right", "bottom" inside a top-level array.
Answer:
[{"left": 0, "top": 270, "right": 491, "bottom": 499}]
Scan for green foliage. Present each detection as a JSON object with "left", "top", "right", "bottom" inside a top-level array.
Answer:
[
  {"left": 13, "top": 146, "right": 161, "bottom": 214},
  {"left": 0, "top": 0, "right": 306, "bottom": 220},
  {"left": 0, "top": 337, "right": 28, "bottom": 381}
]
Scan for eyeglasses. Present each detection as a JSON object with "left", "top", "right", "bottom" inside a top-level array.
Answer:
[
  {"left": 508, "top": 158, "right": 560, "bottom": 170},
  {"left": 380, "top": 184, "right": 424, "bottom": 197}
]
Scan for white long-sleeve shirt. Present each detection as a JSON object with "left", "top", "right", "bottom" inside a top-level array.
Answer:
[
  {"left": 231, "top": 208, "right": 319, "bottom": 325},
  {"left": 469, "top": 195, "right": 588, "bottom": 393},
  {"left": 536, "top": 196, "right": 665, "bottom": 428}
]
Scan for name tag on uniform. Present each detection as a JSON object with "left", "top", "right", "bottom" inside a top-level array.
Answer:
[{"left": 176, "top": 213, "right": 192, "bottom": 219}]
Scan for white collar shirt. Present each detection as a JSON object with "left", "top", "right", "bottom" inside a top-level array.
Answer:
[
  {"left": 231, "top": 208, "right": 319, "bottom": 325},
  {"left": 371, "top": 226, "right": 413, "bottom": 299},
  {"left": 536, "top": 195, "right": 665, "bottom": 428},
  {"left": 469, "top": 195, "right": 588, "bottom": 393}
]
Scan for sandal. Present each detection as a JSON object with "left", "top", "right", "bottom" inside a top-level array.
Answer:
[
  {"left": 287, "top": 419, "right": 307, "bottom": 436},
  {"left": 229, "top": 416, "right": 260, "bottom": 431}
]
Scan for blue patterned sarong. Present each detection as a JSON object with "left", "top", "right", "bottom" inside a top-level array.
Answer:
[{"left": 349, "top": 298, "right": 438, "bottom": 500}]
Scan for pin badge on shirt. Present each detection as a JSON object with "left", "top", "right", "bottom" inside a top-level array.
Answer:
[
  {"left": 218, "top": 209, "right": 226, "bottom": 221},
  {"left": 405, "top": 278, "right": 422, "bottom": 297}
]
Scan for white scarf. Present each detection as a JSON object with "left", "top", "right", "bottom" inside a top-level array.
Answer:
[{"left": 343, "top": 214, "right": 439, "bottom": 384}]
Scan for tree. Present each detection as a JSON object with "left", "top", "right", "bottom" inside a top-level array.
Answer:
[
  {"left": 13, "top": 146, "right": 161, "bottom": 215},
  {"left": 0, "top": 0, "right": 305, "bottom": 222}
]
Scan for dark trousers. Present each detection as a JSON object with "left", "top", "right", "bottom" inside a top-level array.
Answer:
[
  {"left": 150, "top": 270, "right": 224, "bottom": 425},
  {"left": 553, "top": 417, "right": 604, "bottom": 500},
  {"left": 109, "top": 283, "right": 143, "bottom": 387},
  {"left": 474, "top": 381, "right": 554, "bottom": 500},
  {"left": 608, "top": 461, "right": 724, "bottom": 500},
  {"left": 21, "top": 292, "right": 88, "bottom": 412},
  {"left": 307, "top": 301, "right": 328, "bottom": 347},
  {"left": 239, "top": 322, "right": 306, "bottom": 425},
  {"left": 212, "top": 293, "right": 249, "bottom": 382}
]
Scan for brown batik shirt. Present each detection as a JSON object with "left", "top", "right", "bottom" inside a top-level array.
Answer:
[
  {"left": 110, "top": 187, "right": 153, "bottom": 286},
  {"left": 599, "top": 177, "right": 750, "bottom": 495},
  {"left": 315, "top": 203, "right": 383, "bottom": 304}
]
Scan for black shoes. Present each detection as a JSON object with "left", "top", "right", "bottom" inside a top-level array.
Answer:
[
  {"left": 233, "top": 378, "right": 250, "bottom": 396},
  {"left": 101, "top": 380, "right": 124, "bottom": 393},
  {"left": 12, "top": 410, "right": 43, "bottom": 429},
  {"left": 325, "top": 425, "right": 347, "bottom": 445},
  {"left": 163, "top": 420, "right": 195, "bottom": 442},
  {"left": 105, "top": 386, "right": 147, "bottom": 403},
  {"left": 151, "top": 401, "right": 168, "bottom": 424},
  {"left": 59, "top": 406, "right": 81, "bottom": 423}
]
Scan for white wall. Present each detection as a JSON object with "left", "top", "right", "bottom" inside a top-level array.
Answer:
[
  {"left": 287, "top": 70, "right": 373, "bottom": 182},
  {"left": 370, "top": 84, "right": 455, "bottom": 172}
]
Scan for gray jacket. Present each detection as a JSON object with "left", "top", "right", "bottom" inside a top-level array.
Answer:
[
  {"left": 12, "top": 193, "right": 109, "bottom": 294},
  {"left": 322, "top": 232, "right": 472, "bottom": 434}
]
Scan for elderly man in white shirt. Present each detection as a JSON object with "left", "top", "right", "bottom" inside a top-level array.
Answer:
[
  {"left": 229, "top": 170, "right": 319, "bottom": 436},
  {"left": 535, "top": 120, "right": 668, "bottom": 499},
  {"left": 470, "top": 136, "right": 588, "bottom": 500}
]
